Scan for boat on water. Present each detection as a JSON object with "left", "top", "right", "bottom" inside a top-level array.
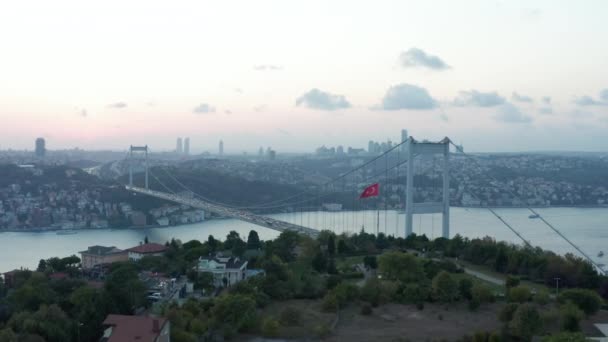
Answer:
[
  {"left": 528, "top": 214, "right": 540, "bottom": 219},
  {"left": 599, "top": 251, "right": 604, "bottom": 258},
  {"left": 56, "top": 230, "right": 78, "bottom": 235}
]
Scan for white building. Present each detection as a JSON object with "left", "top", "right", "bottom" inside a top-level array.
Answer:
[{"left": 197, "top": 253, "right": 248, "bottom": 287}]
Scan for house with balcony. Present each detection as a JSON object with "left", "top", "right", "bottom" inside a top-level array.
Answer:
[{"left": 197, "top": 253, "right": 248, "bottom": 287}]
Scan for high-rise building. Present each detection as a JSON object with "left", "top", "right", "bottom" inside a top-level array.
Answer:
[
  {"left": 176, "top": 138, "right": 183, "bottom": 154},
  {"left": 401, "top": 129, "right": 408, "bottom": 153},
  {"left": 219, "top": 140, "right": 224, "bottom": 155},
  {"left": 35, "top": 138, "right": 46, "bottom": 158},
  {"left": 368, "top": 140, "right": 374, "bottom": 154},
  {"left": 184, "top": 137, "right": 190, "bottom": 155},
  {"left": 336, "top": 145, "right": 344, "bottom": 155}
]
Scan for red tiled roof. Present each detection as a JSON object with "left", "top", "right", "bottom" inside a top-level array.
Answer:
[
  {"left": 103, "top": 315, "right": 167, "bottom": 342},
  {"left": 126, "top": 243, "right": 167, "bottom": 254}
]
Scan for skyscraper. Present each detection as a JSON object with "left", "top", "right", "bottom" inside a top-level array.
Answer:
[
  {"left": 219, "top": 140, "right": 224, "bottom": 155},
  {"left": 401, "top": 129, "right": 408, "bottom": 153},
  {"left": 184, "top": 137, "right": 190, "bottom": 155},
  {"left": 35, "top": 138, "right": 46, "bottom": 158},
  {"left": 176, "top": 137, "right": 183, "bottom": 154}
]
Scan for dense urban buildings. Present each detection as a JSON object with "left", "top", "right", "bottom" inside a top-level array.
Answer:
[{"left": 35, "top": 137, "right": 45, "bottom": 158}]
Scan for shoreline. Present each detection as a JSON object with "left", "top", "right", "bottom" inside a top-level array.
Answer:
[{"left": 1, "top": 205, "right": 607, "bottom": 234}]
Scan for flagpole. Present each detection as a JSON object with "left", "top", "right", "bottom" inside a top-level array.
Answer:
[{"left": 376, "top": 209, "right": 380, "bottom": 236}]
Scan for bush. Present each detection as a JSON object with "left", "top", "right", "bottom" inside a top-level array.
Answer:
[
  {"left": 326, "top": 275, "right": 342, "bottom": 289},
  {"left": 279, "top": 307, "right": 301, "bottom": 326},
  {"left": 400, "top": 282, "right": 431, "bottom": 304},
  {"left": 472, "top": 283, "right": 495, "bottom": 304},
  {"left": 432, "top": 271, "right": 459, "bottom": 303},
  {"left": 360, "top": 278, "right": 398, "bottom": 306},
  {"left": 541, "top": 332, "right": 588, "bottom": 342},
  {"left": 499, "top": 303, "right": 519, "bottom": 323},
  {"left": 360, "top": 303, "right": 373, "bottom": 315},
  {"left": 459, "top": 278, "right": 474, "bottom": 300},
  {"left": 314, "top": 323, "right": 331, "bottom": 338},
  {"left": 468, "top": 298, "right": 481, "bottom": 311},
  {"left": 509, "top": 304, "right": 542, "bottom": 341},
  {"left": 322, "top": 292, "right": 339, "bottom": 312},
  {"left": 508, "top": 286, "right": 531, "bottom": 303},
  {"left": 557, "top": 289, "right": 602, "bottom": 316},
  {"left": 261, "top": 317, "right": 280, "bottom": 338},
  {"left": 560, "top": 301, "right": 584, "bottom": 332},
  {"left": 506, "top": 276, "right": 520, "bottom": 289},
  {"left": 534, "top": 290, "right": 551, "bottom": 305}
]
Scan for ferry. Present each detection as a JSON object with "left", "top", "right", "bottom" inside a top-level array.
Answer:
[
  {"left": 56, "top": 230, "right": 78, "bottom": 235},
  {"left": 528, "top": 214, "right": 540, "bottom": 219},
  {"left": 599, "top": 251, "right": 604, "bottom": 258}
]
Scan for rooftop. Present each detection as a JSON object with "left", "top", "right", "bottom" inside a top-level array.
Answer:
[
  {"left": 80, "top": 245, "right": 124, "bottom": 256},
  {"left": 127, "top": 243, "right": 168, "bottom": 254},
  {"left": 102, "top": 315, "right": 167, "bottom": 342}
]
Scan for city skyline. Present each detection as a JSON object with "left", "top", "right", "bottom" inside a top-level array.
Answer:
[{"left": 1, "top": 1, "right": 608, "bottom": 152}]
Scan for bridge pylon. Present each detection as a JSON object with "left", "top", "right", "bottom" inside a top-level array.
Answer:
[
  {"left": 128, "top": 145, "right": 149, "bottom": 189},
  {"left": 405, "top": 137, "right": 450, "bottom": 238}
]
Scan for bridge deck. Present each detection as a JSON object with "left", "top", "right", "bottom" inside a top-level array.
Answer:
[{"left": 126, "top": 186, "right": 319, "bottom": 238}]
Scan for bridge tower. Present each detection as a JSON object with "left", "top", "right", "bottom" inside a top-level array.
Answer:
[
  {"left": 405, "top": 137, "right": 450, "bottom": 238},
  {"left": 128, "top": 145, "right": 149, "bottom": 189}
]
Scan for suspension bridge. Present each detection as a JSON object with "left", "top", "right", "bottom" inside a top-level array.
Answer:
[{"left": 123, "top": 137, "right": 606, "bottom": 274}]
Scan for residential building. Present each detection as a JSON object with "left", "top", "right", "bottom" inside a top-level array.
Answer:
[
  {"left": 35, "top": 137, "right": 46, "bottom": 158},
  {"left": 127, "top": 243, "right": 168, "bottom": 261},
  {"left": 183, "top": 137, "right": 190, "bottom": 155},
  {"left": 101, "top": 315, "right": 170, "bottom": 342},
  {"left": 197, "top": 253, "right": 248, "bottom": 287},
  {"left": 79, "top": 246, "right": 127, "bottom": 270}
]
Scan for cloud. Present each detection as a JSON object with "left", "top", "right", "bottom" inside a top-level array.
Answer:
[
  {"left": 573, "top": 95, "right": 605, "bottom": 106},
  {"left": 494, "top": 103, "right": 532, "bottom": 123},
  {"left": 570, "top": 110, "right": 594, "bottom": 119},
  {"left": 600, "top": 89, "right": 608, "bottom": 102},
  {"left": 511, "top": 92, "right": 533, "bottom": 103},
  {"left": 542, "top": 96, "right": 551, "bottom": 104},
  {"left": 376, "top": 83, "right": 437, "bottom": 110},
  {"left": 80, "top": 109, "right": 88, "bottom": 117},
  {"left": 254, "top": 65, "right": 282, "bottom": 71},
  {"left": 107, "top": 102, "right": 127, "bottom": 109},
  {"left": 193, "top": 103, "right": 216, "bottom": 114},
  {"left": 399, "top": 48, "right": 449, "bottom": 70},
  {"left": 296, "top": 88, "right": 351, "bottom": 111},
  {"left": 538, "top": 107, "right": 553, "bottom": 115},
  {"left": 454, "top": 90, "right": 506, "bottom": 107}
]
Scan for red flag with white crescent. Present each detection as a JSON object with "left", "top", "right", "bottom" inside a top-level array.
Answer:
[{"left": 359, "top": 183, "right": 379, "bottom": 199}]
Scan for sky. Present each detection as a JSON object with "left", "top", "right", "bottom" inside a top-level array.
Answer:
[{"left": 1, "top": 0, "right": 608, "bottom": 153}]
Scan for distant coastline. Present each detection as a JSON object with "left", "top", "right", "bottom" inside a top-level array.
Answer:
[{"left": 2, "top": 205, "right": 608, "bottom": 234}]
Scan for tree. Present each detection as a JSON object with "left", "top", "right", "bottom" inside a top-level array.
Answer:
[
  {"left": 272, "top": 231, "right": 300, "bottom": 262},
  {"left": 261, "top": 317, "right": 280, "bottom": 337},
  {"left": 224, "top": 231, "right": 242, "bottom": 250},
  {"left": 36, "top": 259, "right": 47, "bottom": 272},
  {"left": 560, "top": 301, "right": 584, "bottom": 332},
  {"left": 509, "top": 304, "right": 542, "bottom": 342},
  {"left": 509, "top": 286, "right": 532, "bottom": 303},
  {"left": 557, "top": 289, "right": 602, "bottom": 315},
  {"left": 506, "top": 275, "right": 520, "bottom": 289},
  {"left": 337, "top": 240, "right": 348, "bottom": 255},
  {"left": 327, "top": 234, "right": 336, "bottom": 256},
  {"left": 70, "top": 286, "right": 114, "bottom": 342},
  {"left": 363, "top": 255, "right": 378, "bottom": 270},
  {"left": 459, "top": 278, "right": 474, "bottom": 300},
  {"left": 499, "top": 303, "right": 519, "bottom": 323},
  {"left": 9, "top": 304, "right": 73, "bottom": 342},
  {"left": 247, "top": 230, "right": 261, "bottom": 250},
  {"left": 311, "top": 251, "right": 327, "bottom": 273},
  {"left": 541, "top": 332, "right": 588, "bottom": 342},
  {"left": 378, "top": 251, "right": 424, "bottom": 283},
  {"left": 211, "top": 294, "right": 257, "bottom": 335},
  {"left": 208, "top": 235, "right": 218, "bottom": 252},
  {"left": 104, "top": 263, "right": 146, "bottom": 314},
  {"left": 432, "top": 271, "right": 459, "bottom": 303},
  {"left": 232, "top": 239, "right": 247, "bottom": 258},
  {"left": 144, "top": 235, "right": 149, "bottom": 244}
]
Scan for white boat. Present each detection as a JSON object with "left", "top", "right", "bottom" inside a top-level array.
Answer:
[
  {"left": 528, "top": 214, "right": 540, "bottom": 219},
  {"left": 56, "top": 230, "right": 78, "bottom": 235},
  {"left": 598, "top": 251, "right": 604, "bottom": 258}
]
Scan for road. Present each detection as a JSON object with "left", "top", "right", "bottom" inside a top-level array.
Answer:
[{"left": 126, "top": 185, "right": 320, "bottom": 238}]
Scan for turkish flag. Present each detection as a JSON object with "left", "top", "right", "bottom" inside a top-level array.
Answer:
[{"left": 359, "top": 183, "right": 379, "bottom": 199}]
